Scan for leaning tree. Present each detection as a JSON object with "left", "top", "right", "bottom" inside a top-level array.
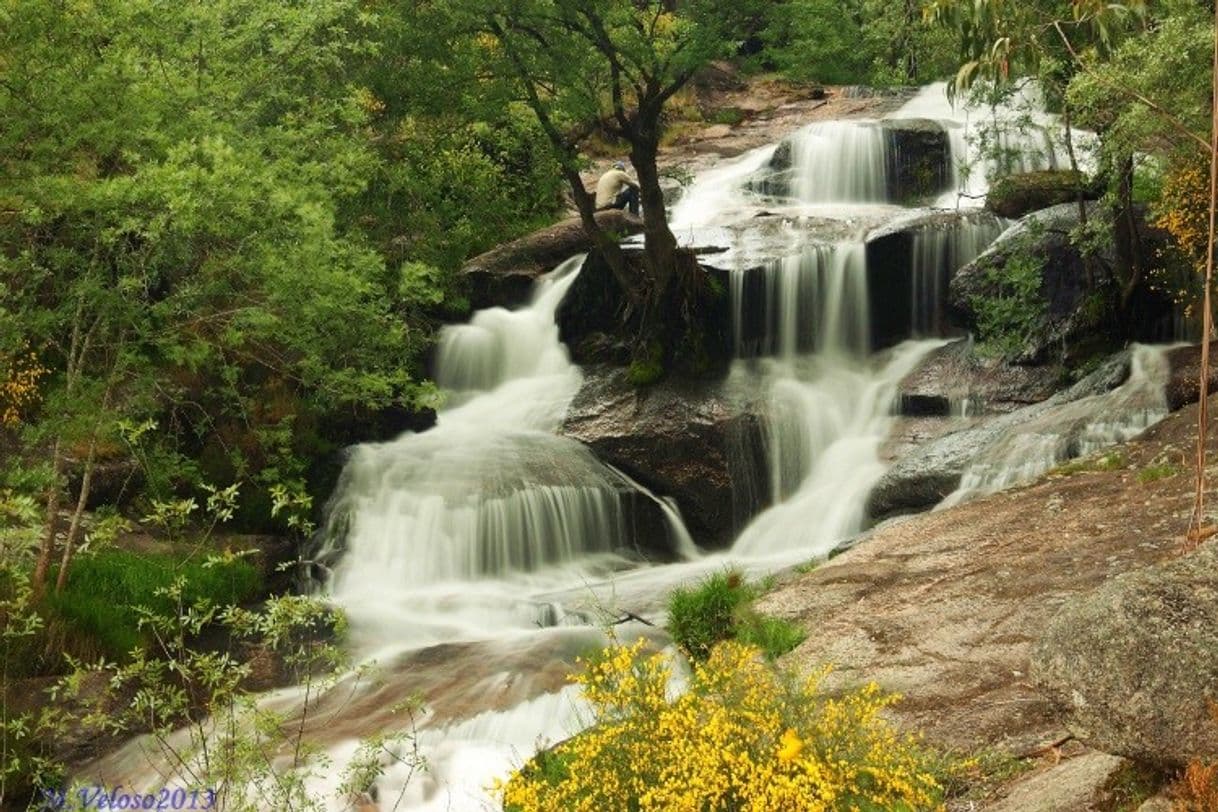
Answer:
[{"left": 461, "top": 0, "right": 759, "bottom": 322}]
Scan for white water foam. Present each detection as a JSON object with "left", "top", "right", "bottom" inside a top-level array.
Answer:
[{"left": 940, "top": 344, "right": 1173, "bottom": 507}]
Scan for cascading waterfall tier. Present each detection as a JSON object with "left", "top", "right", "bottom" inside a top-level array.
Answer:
[
  {"left": 907, "top": 214, "right": 1008, "bottom": 336},
  {"left": 786, "top": 121, "right": 890, "bottom": 203},
  {"left": 312, "top": 256, "right": 682, "bottom": 654},
  {"left": 941, "top": 345, "right": 1172, "bottom": 507},
  {"left": 895, "top": 81, "right": 1084, "bottom": 207},
  {"left": 731, "top": 243, "right": 870, "bottom": 358}
]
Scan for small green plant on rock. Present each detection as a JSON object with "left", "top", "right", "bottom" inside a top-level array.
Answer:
[
  {"left": 1138, "top": 462, "right": 1181, "bottom": 484},
  {"left": 971, "top": 248, "right": 1048, "bottom": 358},
  {"left": 667, "top": 570, "right": 805, "bottom": 661}
]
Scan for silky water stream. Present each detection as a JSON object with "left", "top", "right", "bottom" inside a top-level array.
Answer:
[{"left": 87, "top": 84, "right": 1177, "bottom": 811}]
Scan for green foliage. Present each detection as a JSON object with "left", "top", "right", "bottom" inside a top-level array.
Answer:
[
  {"left": 1138, "top": 463, "right": 1181, "bottom": 484},
  {"left": 760, "top": 0, "right": 959, "bottom": 86},
  {"left": 970, "top": 248, "right": 1048, "bottom": 358},
  {"left": 667, "top": 570, "right": 805, "bottom": 661},
  {"left": 735, "top": 614, "right": 807, "bottom": 659},
  {"left": 707, "top": 107, "right": 746, "bottom": 126},
  {"left": 45, "top": 550, "right": 261, "bottom": 661},
  {"left": 627, "top": 341, "right": 666, "bottom": 386},
  {"left": 41, "top": 587, "right": 420, "bottom": 812},
  {"left": 925, "top": 0, "right": 1148, "bottom": 98},
  {"left": 763, "top": 0, "right": 871, "bottom": 84},
  {"left": 1052, "top": 450, "right": 1126, "bottom": 476},
  {"left": 0, "top": 0, "right": 566, "bottom": 545}
]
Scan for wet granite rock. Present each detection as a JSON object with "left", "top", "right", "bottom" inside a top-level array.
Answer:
[{"left": 561, "top": 365, "right": 770, "bottom": 546}]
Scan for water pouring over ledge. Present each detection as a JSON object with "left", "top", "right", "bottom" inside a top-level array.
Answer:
[{"left": 89, "top": 83, "right": 1171, "bottom": 812}]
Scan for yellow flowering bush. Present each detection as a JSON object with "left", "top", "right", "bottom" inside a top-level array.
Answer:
[
  {"left": 0, "top": 343, "right": 48, "bottom": 427},
  {"left": 500, "top": 639, "right": 943, "bottom": 811}
]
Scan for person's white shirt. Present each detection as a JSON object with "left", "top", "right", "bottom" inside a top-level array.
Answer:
[{"left": 596, "top": 168, "right": 635, "bottom": 208}]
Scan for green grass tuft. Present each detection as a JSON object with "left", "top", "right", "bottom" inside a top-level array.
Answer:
[
  {"left": 667, "top": 570, "right": 804, "bottom": 661},
  {"left": 1053, "top": 450, "right": 1126, "bottom": 476},
  {"left": 735, "top": 614, "right": 806, "bottom": 659},
  {"left": 46, "top": 549, "right": 262, "bottom": 661},
  {"left": 668, "top": 571, "right": 752, "bottom": 661},
  {"left": 1137, "top": 463, "right": 1181, "bottom": 484}
]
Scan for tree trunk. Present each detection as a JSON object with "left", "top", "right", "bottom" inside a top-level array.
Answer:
[
  {"left": 1114, "top": 155, "right": 1146, "bottom": 309},
  {"left": 629, "top": 128, "right": 680, "bottom": 298},
  {"left": 55, "top": 440, "right": 96, "bottom": 593},
  {"left": 562, "top": 165, "right": 646, "bottom": 304},
  {"left": 31, "top": 442, "right": 63, "bottom": 600}
]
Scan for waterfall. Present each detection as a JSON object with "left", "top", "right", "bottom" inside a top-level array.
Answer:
[
  {"left": 315, "top": 256, "right": 685, "bottom": 655},
  {"left": 894, "top": 81, "right": 1088, "bottom": 207},
  {"left": 732, "top": 243, "right": 870, "bottom": 358},
  {"left": 940, "top": 345, "right": 1172, "bottom": 507},
  {"left": 733, "top": 341, "right": 943, "bottom": 558},
  {"left": 787, "top": 121, "right": 890, "bottom": 203},
  {"left": 909, "top": 215, "right": 1007, "bottom": 335},
  {"left": 86, "top": 82, "right": 1173, "bottom": 812}
]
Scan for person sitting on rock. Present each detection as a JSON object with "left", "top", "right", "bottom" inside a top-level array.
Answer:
[{"left": 596, "top": 160, "right": 640, "bottom": 215}]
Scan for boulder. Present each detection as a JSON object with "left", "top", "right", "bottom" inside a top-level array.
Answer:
[
  {"left": 556, "top": 248, "right": 733, "bottom": 377},
  {"left": 896, "top": 338, "right": 1062, "bottom": 416},
  {"left": 877, "top": 118, "right": 952, "bottom": 203},
  {"left": 1032, "top": 541, "right": 1218, "bottom": 767},
  {"left": 949, "top": 203, "right": 1176, "bottom": 365},
  {"left": 985, "top": 753, "right": 1130, "bottom": 812},
  {"left": 1165, "top": 341, "right": 1218, "bottom": 411},
  {"left": 867, "top": 415, "right": 1016, "bottom": 518},
  {"left": 561, "top": 365, "right": 770, "bottom": 546},
  {"left": 986, "top": 169, "right": 1103, "bottom": 219},
  {"left": 868, "top": 350, "right": 1132, "bottom": 518},
  {"left": 461, "top": 210, "right": 643, "bottom": 309}
]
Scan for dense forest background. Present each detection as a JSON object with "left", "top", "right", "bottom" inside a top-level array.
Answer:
[{"left": 1, "top": 0, "right": 1215, "bottom": 805}]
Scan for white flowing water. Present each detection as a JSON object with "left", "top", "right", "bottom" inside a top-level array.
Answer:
[
  {"left": 894, "top": 81, "right": 1088, "bottom": 207},
  {"left": 940, "top": 345, "right": 1173, "bottom": 507},
  {"left": 733, "top": 243, "right": 871, "bottom": 358},
  {"left": 787, "top": 121, "right": 890, "bottom": 203},
  {"left": 88, "top": 83, "right": 1168, "bottom": 812},
  {"left": 909, "top": 214, "right": 1008, "bottom": 335}
]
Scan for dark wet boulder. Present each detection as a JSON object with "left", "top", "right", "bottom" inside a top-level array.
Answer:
[
  {"left": 896, "top": 338, "right": 1062, "bottom": 416},
  {"left": 561, "top": 365, "right": 770, "bottom": 546},
  {"left": 556, "top": 248, "right": 733, "bottom": 379},
  {"left": 878, "top": 118, "right": 952, "bottom": 203},
  {"left": 985, "top": 170, "right": 1102, "bottom": 219},
  {"left": 1165, "top": 341, "right": 1218, "bottom": 411},
  {"left": 948, "top": 203, "right": 1176, "bottom": 366},
  {"left": 462, "top": 211, "right": 643, "bottom": 309},
  {"left": 1032, "top": 542, "right": 1218, "bottom": 768}
]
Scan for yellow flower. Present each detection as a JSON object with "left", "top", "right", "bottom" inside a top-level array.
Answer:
[{"left": 776, "top": 728, "right": 803, "bottom": 762}]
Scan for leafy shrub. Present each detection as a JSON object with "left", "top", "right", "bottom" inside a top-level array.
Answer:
[
  {"left": 1171, "top": 760, "right": 1218, "bottom": 811},
  {"left": 500, "top": 639, "right": 943, "bottom": 811},
  {"left": 668, "top": 570, "right": 805, "bottom": 661},
  {"left": 45, "top": 550, "right": 261, "bottom": 660},
  {"left": 971, "top": 249, "right": 1048, "bottom": 358}
]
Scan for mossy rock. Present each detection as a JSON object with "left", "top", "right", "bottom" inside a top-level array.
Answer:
[{"left": 985, "top": 170, "right": 1101, "bottom": 219}]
